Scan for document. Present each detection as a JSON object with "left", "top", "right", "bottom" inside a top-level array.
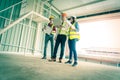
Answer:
[
  {"left": 54, "top": 18, "right": 62, "bottom": 26},
  {"left": 43, "top": 26, "right": 52, "bottom": 35}
]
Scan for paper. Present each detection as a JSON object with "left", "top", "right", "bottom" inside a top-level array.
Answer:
[
  {"left": 66, "top": 20, "right": 72, "bottom": 27},
  {"left": 54, "top": 18, "right": 62, "bottom": 26},
  {"left": 61, "top": 20, "right": 71, "bottom": 30},
  {"left": 44, "top": 26, "right": 53, "bottom": 35}
]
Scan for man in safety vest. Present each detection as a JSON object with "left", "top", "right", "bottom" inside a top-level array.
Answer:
[
  {"left": 65, "top": 16, "right": 80, "bottom": 67},
  {"left": 49, "top": 13, "right": 70, "bottom": 63},
  {"left": 42, "top": 16, "right": 56, "bottom": 59}
]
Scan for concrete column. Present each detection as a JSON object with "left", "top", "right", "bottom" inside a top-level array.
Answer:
[{"left": 33, "top": 23, "right": 43, "bottom": 57}]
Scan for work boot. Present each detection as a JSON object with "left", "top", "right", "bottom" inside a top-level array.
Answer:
[
  {"left": 48, "top": 58, "right": 56, "bottom": 62},
  {"left": 41, "top": 57, "right": 46, "bottom": 59},
  {"left": 59, "top": 59, "right": 62, "bottom": 63},
  {"left": 65, "top": 60, "right": 72, "bottom": 64},
  {"left": 72, "top": 62, "right": 78, "bottom": 67}
]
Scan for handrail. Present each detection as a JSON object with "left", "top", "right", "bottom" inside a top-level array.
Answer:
[
  {"left": 0, "top": 16, "right": 12, "bottom": 21},
  {"left": 0, "top": 11, "right": 49, "bottom": 35},
  {"left": 0, "top": 0, "right": 26, "bottom": 13}
]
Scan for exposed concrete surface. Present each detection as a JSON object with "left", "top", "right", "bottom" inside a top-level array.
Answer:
[{"left": 0, "top": 54, "right": 120, "bottom": 80}]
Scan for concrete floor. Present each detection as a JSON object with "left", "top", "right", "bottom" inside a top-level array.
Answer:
[{"left": 0, "top": 54, "right": 120, "bottom": 80}]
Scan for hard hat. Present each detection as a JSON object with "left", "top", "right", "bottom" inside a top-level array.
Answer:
[
  {"left": 62, "top": 13, "right": 67, "bottom": 17},
  {"left": 49, "top": 16, "right": 54, "bottom": 19}
]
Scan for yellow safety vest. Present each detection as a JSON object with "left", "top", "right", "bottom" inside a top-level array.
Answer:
[
  {"left": 59, "top": 21, "right": 69, "bottom": 35},
  {"left": 69, "top": 23, "right": 80, "bottom": 40}
]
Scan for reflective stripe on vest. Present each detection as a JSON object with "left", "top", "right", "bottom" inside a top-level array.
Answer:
[{"left": 69, "top": 23, "right": 80, "bottom": 40}]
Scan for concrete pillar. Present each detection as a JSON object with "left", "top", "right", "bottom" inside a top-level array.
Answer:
[{"left": 33, "top": 23, "right": 41, "bottom": 55}]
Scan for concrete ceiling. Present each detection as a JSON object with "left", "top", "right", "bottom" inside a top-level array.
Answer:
[{"left": 47, "top": 0, "right": 120, "bottom": 20}]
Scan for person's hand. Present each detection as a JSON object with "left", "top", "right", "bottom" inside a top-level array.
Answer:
[
  {"left": 58, "top": 25, "right": 62, "bottom": 29},
  {"left": 56, "top": 25, "right": 61, "bottom": 28},
  {"left": 54, "top": 36, "right": 57, "bottom": 40},
  {"left": 70, "top": 25, "right": 75, "bottom": 30},
  {"left": 42, "top": 26, "right": 46, "bottom": 31},
  {"left": 42, "top": 28, "right": 44, "bottom": 31}
]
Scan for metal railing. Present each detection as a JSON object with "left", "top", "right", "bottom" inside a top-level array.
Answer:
[
  {"left": 0, "top": 0, "right": 27, "bottom": 26},
  {"left": 0, "top": 1, "right": 26, "bottom": 13},
  {"left": 0, "top": 0, "right": 59, "bottom": 55},
  {"left": 0, "top": 0, "right": 48, "bottom": 55}
]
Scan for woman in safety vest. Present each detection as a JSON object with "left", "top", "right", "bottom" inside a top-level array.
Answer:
[{"left": 65, "top": 16, "right": 80, "bottom": 67}]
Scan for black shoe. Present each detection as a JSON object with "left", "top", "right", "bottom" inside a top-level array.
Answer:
[
  {"left": 72, "top": 62, "right": 78, "bottom": 67},
  {"left": 58, "top": 59, "right": 62, "bottom": 63},
  {"left": 48, "top": 58, "right": 56, "bottom": 62},
  {"left": 65, "top": 60, "right": 72, "bottom": 64},
  {"left": 41, "top": 57, "right": 46, "bottom": 59}
]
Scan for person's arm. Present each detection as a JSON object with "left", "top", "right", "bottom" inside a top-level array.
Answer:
[
  {"left": 67, "top": 20, "right": 75, "bottom": 30},
  {"left": 70, "top": 22, "right": 79, "bottom": 31},
  {"left": 54, "top": 27, "right": 60, "bottom": 40},
  {"left": 42, "top": 24, "right": 47, "bottom": 31},
  {"left": 70, "top": 25, "right": 75, "bottom": 30},
  {"left": 75, "top": 22, "right": 79, "bottom": 32}
]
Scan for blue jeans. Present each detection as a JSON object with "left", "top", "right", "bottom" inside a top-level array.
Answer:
[
  {"left": 68, "top": 39, "right": 78, "bottom": 62},
  {"left": 53, "top": 34, "right": 67, "bottom": 59},
  {"left": 43, "top": 33, "right": 54, "bottom": 58}
]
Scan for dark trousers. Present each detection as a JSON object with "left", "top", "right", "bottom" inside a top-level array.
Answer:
[
  {"left": 53, "top": 34, "right": 67, "bottom": 59},
  {"left": 68, "top": 39, "right": 78, "bottom": 62},
  {"left": 43, "top": 34, "right": 54, "bottom": 58}
]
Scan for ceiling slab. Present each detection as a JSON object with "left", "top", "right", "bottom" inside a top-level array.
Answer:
[
  {"left": 61, "top": 0, "right": 106, "bottom": 11},
  {"left": 48, "top": 0, "right": 120, "bottom": 19}
]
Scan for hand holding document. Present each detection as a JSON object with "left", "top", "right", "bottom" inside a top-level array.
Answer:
[
  {"left": 53, "top": 18, "right": 75, "bottom": 30},
  {"left": 61, "top": 20, "right": 71, "bottom": 30}
]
